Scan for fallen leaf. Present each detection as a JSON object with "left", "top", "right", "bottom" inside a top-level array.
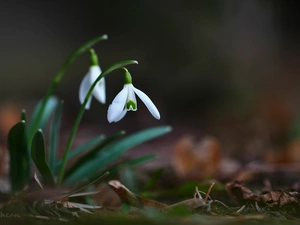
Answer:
[
  {"left": 226, "top": 181, "right": 260, "bottom": 204},
  {"left": 108, "top": 180, "right": 167, "bottom": 210},
  {"left": 108, "top": 180, "right": 212, "bottom": 213},
  {"left": 173, "top": 136, "right": 221, "bottom": 180},
  {"left": 261, "top": 190, "right": 299, "bottom": 208}
]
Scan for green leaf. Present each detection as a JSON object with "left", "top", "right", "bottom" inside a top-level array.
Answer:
[
  {"left": 100, "top": 60, "right": 138, "bottom": 78},
  {"left": 123, "top": 154, "right": 157, "bottom": 167},
  {"left": 49, "top": 100, "right": 64, "bottom": 173},
  {"left": 64, "top": 131, "right": 125, "bottom": 179},
  {"left": 31, "top": 129, "right": 55, "bottom": 186},
  {"left": 54, "top": 134, "right": 106, "bottom": 172},
  {"left": 142, "top": 168, "right": 163, "bottom": 192},
  {"left": 28, "top": 96, "right": 59, "bottom": 140},
  {"left": 66, "top": 171, "right": 109, "bottom": 198},
  {"left": 29, "top": 35, "right": 108, "bottom": 143},
  {"left": 80, "top": 155, "right": 156, "bottom": 190},
  {"left": 8, "top": 121, "right": 30, "bottom": 193},
  {"left": 64, "top": 126, "right": 171, "bottom": 184},
  {"left": 107, "top": 155, "right": 157, "bottom": 175}
]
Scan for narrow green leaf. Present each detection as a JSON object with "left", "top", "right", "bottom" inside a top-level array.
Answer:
[
  {"left": 57, "top": 59, "right": 138, "bottom": 186},
  {"left": 21, "top": 109, "right": 26, "bottom": 121},
  {"left": 64, "top": 131, "right": 125, "bottom": 178},
  {"left": 49, "top": 100, "right": 64, "bottom": 173},
  {"left": 8, "top": 121, "right": 30, "bottom": 193},
  {"left": 142, "top": 168, "right": 163, "bottom": 192},
  {"left": 108, "top": 154, "right": 157, "bottom": 175},
  {"left": 119, "top": 165, "right": 137, "bottom": 193},
  {"left": 80, "top": 155, "right": 156, "bottom": 188},
  {"left": 54, "top": 134, "right": 106, "bottom": 172},
  {"left": 29, "top": 35, "right": 108, "bottom": 142},
  {"left": 64, "top": 126, "right": 171, "bottom": 184},
  {"left": 123, "top": 154, "right": 157, "bottom": 167},
  {"left": 66, "top": 171, "right": 109, "bottom": 198},
  {"left": 28, "top": 96, "right": 59, "bottom": 139},
  {"left": 100, "top": 60, "right": 138, "bottom": 78},
  {"left": 31, "top": 130, "right": 55, "bottom": 186}
]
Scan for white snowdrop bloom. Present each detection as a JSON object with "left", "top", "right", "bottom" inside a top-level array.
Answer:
[
  {"left": 79, "top": 50, "right": 105, "bottom": 109},
  {"left": 107, "top": 70, "right": 160, "bottom": 123}
]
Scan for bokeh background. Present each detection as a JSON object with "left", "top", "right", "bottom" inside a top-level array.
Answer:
[{"left": 1, "top": 0, "right": 300, "bottom": 160}]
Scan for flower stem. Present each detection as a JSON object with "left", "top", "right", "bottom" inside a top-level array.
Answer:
[{"left": 28, "top": 35, "right": 108, "bottom": 142}]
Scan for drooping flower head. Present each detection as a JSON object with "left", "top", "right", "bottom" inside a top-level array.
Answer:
[
  {"left": 79, "top": 49, "right": 106, "bottom": 109},
  {"left": 107, "top": 68, "right": 160, "bottom": 123}
]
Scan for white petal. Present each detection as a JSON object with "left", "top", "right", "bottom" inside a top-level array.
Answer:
[
  {"left": 90, "top": 66, "right": 106, "bottom": 104},
  {"left": 133, "top": 86, "right": 160, "bottom": 120},
  {"left": 79, "top": 72, "right": 93, "bottom": 110},
  {"left": 113, "top": 109, "right": 127, "bottom": 122},
  {"left": 107, "top": 86, "right": 128, "bottom": 123}
]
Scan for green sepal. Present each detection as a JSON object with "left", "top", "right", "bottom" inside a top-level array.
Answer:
[
  {"left": 31, "top": 129, "right": 55, "bottom": 187},
  {"left": 8, "top": 121, "right": 30, "bottom": 193},
  {"left": 124, "top": 69, "right": 132, "bottom": 84},
  {"left": 89, "top": 49, "right": 99, "bottom": 66}
]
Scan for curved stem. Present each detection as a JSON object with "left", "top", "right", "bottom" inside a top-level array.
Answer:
[{"left": 28, "top": 35, "right": 108, "bottom": 141}]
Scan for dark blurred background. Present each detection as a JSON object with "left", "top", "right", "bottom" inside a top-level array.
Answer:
[{"left": 1, "top": 0, "right": 300, "bottom": 155}]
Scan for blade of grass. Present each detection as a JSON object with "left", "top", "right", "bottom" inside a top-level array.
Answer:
[
  {"left": 64, "top": 126, "right": 171, "bottom": 184},
  {"left": 28, "top": 34, "right": 108, "bottom": 141},
  {"left": 8, "top": 121, "right": 30, "bottom": 193},
  {"left": 31, "top": 129, "right": 55, "bottom": 186},
  {"left": 57, "top": 60, "right": 138, "bottom": 186},
  {"left": 49, "top": 100, "right": 64, "bottom": 173}
]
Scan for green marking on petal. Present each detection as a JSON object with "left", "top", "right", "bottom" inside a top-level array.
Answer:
[{"left": 126, "top": 100, "right": 137, "bottom": 111}]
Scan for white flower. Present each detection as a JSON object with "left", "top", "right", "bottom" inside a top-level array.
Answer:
[
  {"left": 79, "top": 65, "right": 106, "bottom": 109},
  {"left": 107, "top": 83, "right": 160, "bottom": 123}
]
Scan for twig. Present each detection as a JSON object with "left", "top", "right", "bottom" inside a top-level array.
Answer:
[{"left": 204, "top": 183, "right": 215, "bottom": 203}]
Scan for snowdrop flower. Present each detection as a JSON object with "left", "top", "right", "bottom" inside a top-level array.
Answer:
[
  {"left": 79, "top": 49, "right": 105, "bottom": 109},
  {"left": 107, "top": 69, "right": 160, "bottom": 123}
]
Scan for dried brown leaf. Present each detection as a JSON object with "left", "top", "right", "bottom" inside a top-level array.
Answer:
[
  {"left": 108, "top": 180, "right": 167, "bottom": 210},
  {"left": 226, "top": 181, "right": 260, "bottom": 204},
  {"left": 173, "top": 136, "right": 221, "bottom": 180},
  {"left": 261, "top": 190, "right": 299, "bottom": 208}
]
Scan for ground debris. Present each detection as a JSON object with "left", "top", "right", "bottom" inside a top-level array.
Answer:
[{"left": 226, "top": 180, "right": 300, "bottom": 210}]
